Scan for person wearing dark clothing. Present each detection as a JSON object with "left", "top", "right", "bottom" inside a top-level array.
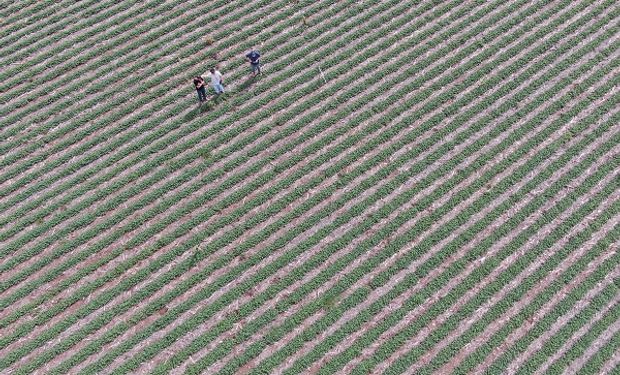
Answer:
[
  {"left": 246, "top": 49, "right": 261, "bottom": 77},
  {"left": 194, "top": 76, "right": 207, "bottom": 103}
]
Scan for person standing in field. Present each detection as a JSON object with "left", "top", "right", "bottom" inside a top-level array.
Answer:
[
  {"left": 246, "top": 48, "right": 261, "bottom": 77},
  {"left": 208, "top": 67, "right": 225, "bottom": 94},
  {"left": 194, "top": 76, "right": 207, "bottom": 104}
]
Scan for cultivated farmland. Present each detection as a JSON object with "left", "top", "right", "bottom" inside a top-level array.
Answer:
[{"left": 1, "top": 0, "right": 619, "bottom": 373}]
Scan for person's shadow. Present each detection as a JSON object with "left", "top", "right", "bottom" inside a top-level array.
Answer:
[{"left": 237, "top": 76, "right": 257, "bottom": 91}]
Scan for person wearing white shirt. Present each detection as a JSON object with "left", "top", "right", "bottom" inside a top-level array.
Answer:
[{"left": 207, "top": 68, "right": 225, "bottom": 94}]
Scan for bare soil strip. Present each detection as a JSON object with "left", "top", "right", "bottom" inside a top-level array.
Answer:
[
  {"left": 262, "top": 25, "right": 620, "bottom": 374},
  {"left": 103, "top": 0, "right": 548, "bottom": 370},
  {"left": 565, "top": 315, "right": 620, "bottom": 374},
  {"left": 0, "top": 0, "right": 452, "bottom": 370},
  {"left": 531, "top": 297, "right": 620, "bottom": 375},
  {"left": 1, "top": 0, "right": 617, "bottom": 373}
]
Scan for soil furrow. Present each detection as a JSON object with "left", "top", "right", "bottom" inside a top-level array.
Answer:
[
  {"left": 558, "top": 307, "right": 620, "bottom": 374},
  {"left": 210, "top": 37, "right": 608, "bottom": 375},
  {"left": 116, "top": 2, "right": 616, "bottom": 374},
  {"left": 86, "top": 0, "right": 548, "bottom": 372},
  {"left": 0, "top": 0, "right": 460, "bottom": 368},
  {"left": 532, "top": 296, "right": 620, "bottom": 375},
  {"left": 47, "top": 2, "right": 490, "bottom": 370},
  {"left": 0, "top": 0, "right": 438, "bottom": 340},
  {"left": 294, "top": 110, "right": 618, "bottom": 375},
  {"left": 416, "top": 188, "right": 620, "bottom": 375}
]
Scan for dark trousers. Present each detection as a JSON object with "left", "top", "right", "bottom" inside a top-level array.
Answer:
[{"left": 197, "top": 86, "right": 207, "bottom": 102}]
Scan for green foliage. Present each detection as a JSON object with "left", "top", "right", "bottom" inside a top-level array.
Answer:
[{"left": 1, "top": 0, "right": 617, "bottom": 373}]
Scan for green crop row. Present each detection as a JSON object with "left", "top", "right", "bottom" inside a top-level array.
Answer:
[
  {"left": 6, "top": 0, "right": 600, "bottom": 374},
  {"left": 343, "top": 79, "right": 620, "bottom": 375},
  {"left": 455, "top": 225, "right": 617, "bottom": 373},
  {"left": 0, "top": 0, "right": 378, "bottom": 244},
  {"left": 100, "top": 2, "right": 616, "bottom": 374},
  {"left": 0, "top": 0, "right": 255, "bottom": 139},
  {"left": 0, "top": 0, "right": 432, "bottom": 306},
  {"left": 0, "top": 0, "right": 464, "bottom": 320},
  {"left": 0, "top": 0, "right": 373, "bottom": 244},
  {"left": 0, "top": 0, "right": 170, "bottom": 96},
  {"left": 545, "top": 297, "right": 620, "bottom": 374},
  {"left": 15, "top": 0, "right": 536, "bottom": 370},
  {"left": 433, "top": 253, "right": 620, "bottom": 375},
  {"left": 470, "top": 212, "right": 620, "bottom": 373},
  {"left": 0, "top": 0, "right": 358, "bottom": 144},
  {"left": 4, "top": 0, "right": 502, "bottom": 368},
  {"left": 576, "top": 325, "right": 620, "bottom": 375},
  {"left": 485, "top": 259, "right": 620, "bottom": 375},
  {"left": 0, "top": 0, "right": 129, "bottom": 62},
  {"left": 0, "top": 0, "right": 279, "bottom": 148},
  {"left": 193, "top": 4, "right": 616, "bottom": 374},
  {"left": 249, "top": 55, "right": 616, "bottom": 371},
  {"left": 59, "top": 0, "right": 556, "bottom": 372},
  {"left": 515, "top": 291, "right": 620, "bottom": 374},
  {"left": 156, "top": 6, "right": 620, "bottom": 375},
  {"left": 0, "top": 0, "right": 65, "bottom": 36},
  {"left": 354, "top": 121, "right": 620, "bottom": 375},
  {"left": 0, "top": 0, "right": 470, "bottom": 362},
  {"left": 412, "top": 184, "right": 620, "bottom": 374},
  {"left": 0, "top": 0, "right": 371, "bottom": 216},
  {"left": 3, "top": 0, "right": 615, "bottom": 373},
  {"left": 284, "top": 43, "right": 616, "bottom": 375}
]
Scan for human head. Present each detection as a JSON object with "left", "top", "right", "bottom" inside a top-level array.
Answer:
[{"left": 210, "top": 68, "right": 215, "bottom": 74}]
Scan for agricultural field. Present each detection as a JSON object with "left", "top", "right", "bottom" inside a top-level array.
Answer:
[{"left": 0, "top": 0, "right": 619, "bottom": 373}]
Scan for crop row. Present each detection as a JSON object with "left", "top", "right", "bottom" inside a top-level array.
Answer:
[
  {"left": 0, "top": 0, "right": 389, "bottom": 222},
  {"left": 0, "top": 0, "right": 384, "bottom": 248},
  {"left": 234, "top": 56, "right": 620, "bottom": 375},
  {"left": 0, "top": 0, "right": 286, "bottom": 152},
  {"left": 0, "top": 0, "right": 131, "bottom": 63},
  {"left": 72, "top": 2, "right": 620, "bottom": 374},
  {"left": 576, "top": 325, "right": 620, "bottom": 375},
  {"left": 2, "top": 0, "right": 616, "bottom": 373},
  {"left": 0, "top": 0, "right": 480, "bottom": 362},
  {"left": 0, "top": 0, "right": 448, "bottom": 318},
  {"left": 0, "top": 0, "right": 271, "bottom": 146},
  {"left": 174, "top": 5, "right": 620, "bottom": 374},
  {"left": 0, "top": 0, "right": 478, "bottom": 324},
  {"left": 48, "top": 0, "right": 568, "bottom": 370},
  {"left": 0, "top": 0, "right": 508, "bottom": 362},
  {"left": 0, "top": 0, "right": 548, "bottom": 370},
  {"left": 0, "top": 0, "right": 63, "bottom": 38},
  {"left": 336, "top": 68, "right": 620, "bottom": 375},
  {"left": 0, "top": 0, "right": 365, "bottom": 148},
  {"left": 408, "top": 170, "right": 620, "bottom": 374},
  {"left": 514, "top": 282, "right": 620, "bottom": 374},
  {"left": 127, "top": 8, "right": 620, "bottom": 375},
  {"left": 544, "top": 291, "right": 620, "bottom": 374}
]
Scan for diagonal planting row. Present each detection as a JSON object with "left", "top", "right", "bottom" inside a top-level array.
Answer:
[
  {"left": 92, "top": 2, "right": 620, "bottom": 374},
  {"left": 122, "top": 1, "right": 620, "bottom": 374},
  {"left": 187, "top": 4, "right": 617, "bottom": 374},
  {"left": 241, "top": 41, "right": 620, "bottom": 375},
  {"left": 172, "top": 2, "right": 616, "bottom": 374},
  {"left": 0, "top": 0, "right": 428, "bottom": 356},
  {"left": 1, "top": 0, "right": 464, "bottom": 362},
  {"left": 0, "top": 0, "right": 392, "bottom": 238},
  {"left": 0, "top": 0, "right": 270, "bottom": 166},
  {"left": 340, "top": 74, "right": 620, "bottom": 375},
  {"left": 0, "top": 0, "right": 474, "bottom": 334},
  {"left": 0, "top": 0, "right": 280, "bottom": 164},
  {"left": 0, "top": 0, "right": 436, "bottom": 324},
  {"left": 2, "top": 0, "right": 617, "bottom": 372},
  {"left": 0, "top": 0, "right": 496, "bottom": 366},
  {"left": 0, "top": 0, "right": 544, "bottom": 372}
]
